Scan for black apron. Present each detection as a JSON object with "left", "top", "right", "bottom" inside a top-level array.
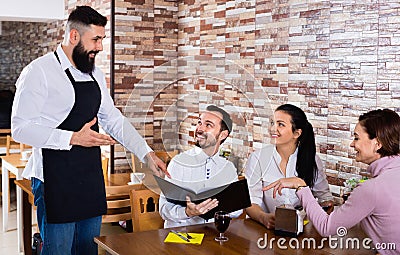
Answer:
[{"left": 42, "top": 52, "right": 106, "bottom": 223}]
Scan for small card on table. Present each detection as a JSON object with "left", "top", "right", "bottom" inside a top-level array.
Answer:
[{"left": 164, "top": 232, "right": 204, "bottom": 245}]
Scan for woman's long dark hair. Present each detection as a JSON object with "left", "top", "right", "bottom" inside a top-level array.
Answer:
[{"left": 276, "top": 104, "right": 318, "bottom": 187}]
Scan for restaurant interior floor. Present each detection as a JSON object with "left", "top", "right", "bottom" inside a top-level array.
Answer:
[{"left": 0, "top": 190, "right": 127, "bottom": 255}]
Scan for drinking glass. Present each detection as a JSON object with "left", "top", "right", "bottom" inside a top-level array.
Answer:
[
  {"left": 341, "top": 187, "right": 352, "bottom": 202},
  {"left": 318, "top": 198, "right": 334, "bottom": 214},
  {"left": 214, "top": 211, "right": 231, "bottom": 242}
]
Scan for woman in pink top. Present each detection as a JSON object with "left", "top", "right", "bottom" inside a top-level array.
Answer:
[{"left": 264, "top": 109, "right": 400, "bottom": 255}]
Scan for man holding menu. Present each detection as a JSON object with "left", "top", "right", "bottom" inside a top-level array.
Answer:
[{"left": 159, "top": 105, "right": 243, "bottom": 227}]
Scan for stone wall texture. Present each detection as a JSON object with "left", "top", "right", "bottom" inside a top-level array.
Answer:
[
  {"left": 1, "top": 1, "right": 399, "bottom": 187},
  {"left": 114, "top": 0, "right": 400, "bottom": 187},
  {"left": 0, "top": 0, "right": 111, "bottom": 91}
]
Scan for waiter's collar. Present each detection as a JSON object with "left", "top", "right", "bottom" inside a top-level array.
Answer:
[{"left": 56, "top": 44, "right": 74, "bottom": 72}]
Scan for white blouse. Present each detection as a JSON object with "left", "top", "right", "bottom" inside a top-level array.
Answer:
[{"left": 245, "top": 144, "right": 333, "bottom": 213}]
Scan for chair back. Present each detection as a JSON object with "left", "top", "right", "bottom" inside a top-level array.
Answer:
[
  {"left": 6, "top": 135, "right": 23, "bottom": 155},
  {"left": 102, "top": 183, "right": 144, "bottom": 223},
  {"left": 5, "top": 135, "right": 32, "bottom": 156},
  {"left": 102, "top": 156, "right": 109, "bottom": 180},
  {"left": 130, "top": 153, "right": 144, "bottom": 172},
  {"left": 130, "top": 189, "right": 164, "bottom": 232},
  {"left": 155, "top": 150, "right": 179, "bottom": 165},
  {"left": 130, "top": 150, "right": 178, "bottom": 172}
]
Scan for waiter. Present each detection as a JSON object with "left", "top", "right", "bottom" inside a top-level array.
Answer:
[{"left": 11, "top": 6, "right": 168, "bottom": 255}]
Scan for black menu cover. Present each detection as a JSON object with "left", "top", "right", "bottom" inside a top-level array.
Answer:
[{"left": 154, "top": 175, "right": 251, "bottom": 219}]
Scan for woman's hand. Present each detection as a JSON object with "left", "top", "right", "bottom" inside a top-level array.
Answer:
[
  {"left": 262, "top": 177, "right": 307, "bottom": 198},
  {"left": 245, "top": 204, "right": 275, "bottom": 229},
  {"left": 261, "top": 212, "right": 275, "bottom": 229}
]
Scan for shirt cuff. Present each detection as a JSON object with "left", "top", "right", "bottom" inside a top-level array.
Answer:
[
  {"left": 138, "top": 144, "right": 153, "bottom": 163},
  {"left": 52, "top": 129, "right": 73, "bottom": 150},
  {"left": 177, "top": 206, "right": 190, "bottom": 220}
]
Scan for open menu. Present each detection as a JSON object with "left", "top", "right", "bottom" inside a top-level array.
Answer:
[{"left": 154, "top": 175, "right": 251, "bottom": 220}]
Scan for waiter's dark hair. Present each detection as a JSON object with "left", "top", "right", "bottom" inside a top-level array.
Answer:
[
  {"left": 276, "top": 104, "right": 318, "bottom": 187},
  {"left": 68, "top": 6, "right": 107, "bottom": 26},
  {"left": 66, "top": 6, "right": 107, "bottom": 34}
]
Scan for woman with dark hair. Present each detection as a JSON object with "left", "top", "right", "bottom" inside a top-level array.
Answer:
[
  {"left": 264, "top": 109, "right": 400, "bottom": 255},
  {"left": 245, "top": 104, "right": 333, "bottom": 229}
]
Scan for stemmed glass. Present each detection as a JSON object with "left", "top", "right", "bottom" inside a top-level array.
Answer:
[{"left": 214, "top": 211, "right": 231, "bottom": 242}]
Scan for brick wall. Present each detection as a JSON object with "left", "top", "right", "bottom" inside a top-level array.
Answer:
[
  {"left": 115, "top": 0, "right": 400, "bottom": 183},
  {"left": 2, "top": 1, "right": 399, "bottom": 183},
  {"left": 113, "top": 0, "right": 179, "bottom": 171},
  {"left": 0, "top": 0, "right": 110, "bottom": 91}
]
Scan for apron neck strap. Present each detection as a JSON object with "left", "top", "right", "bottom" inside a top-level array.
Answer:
[
  {"left": 54, "top": 51, "right": 61, "bottom": 64},
  {"left": 54, "top": 51, "right": 96, "bottom": 81}
]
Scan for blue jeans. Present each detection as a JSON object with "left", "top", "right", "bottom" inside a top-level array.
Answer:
[{"left": 31, "top": 178, "right": 101, "bottom": 255}]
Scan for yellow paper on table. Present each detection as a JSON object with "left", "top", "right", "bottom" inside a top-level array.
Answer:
[
  {"left": 164, "top": 232, "right": 204, "bottom": 245},
  {"left": 304, "top": 220, "right": 309, "bottom": 226}
]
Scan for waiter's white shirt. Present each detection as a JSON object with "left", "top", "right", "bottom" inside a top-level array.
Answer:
[
  {"left": 12, "top": 44, "right": 152, "bottom": 182},
  {"left": 245, "top": 144, "right": 333, "bottom": 213},
  {"left": 159, "top": 147, "right": 242, "bottom": 228}
]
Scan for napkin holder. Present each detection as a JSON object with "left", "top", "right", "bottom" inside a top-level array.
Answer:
[{"left": 274, "top": 204, "right": 306, "bottom": 237}]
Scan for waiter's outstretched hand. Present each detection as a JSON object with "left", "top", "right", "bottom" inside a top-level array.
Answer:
[
  {"left": 146, "top": 152, "right": 170, "bottom": 178},
  {"left": 70, "top": 117, "right": 116, "bottom": 147}
]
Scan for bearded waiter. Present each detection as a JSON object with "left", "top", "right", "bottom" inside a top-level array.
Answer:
[{"left": 11, "top": 6, "right": 168, "bottom": 255}]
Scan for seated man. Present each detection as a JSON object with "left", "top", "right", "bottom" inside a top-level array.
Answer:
[{"left": 159, "top": 105, "right": 242, "bottom": 227}]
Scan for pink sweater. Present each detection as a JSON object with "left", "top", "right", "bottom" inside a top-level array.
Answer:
[{"left": 298, "top": 156, "right": 400, "bottom": 255}]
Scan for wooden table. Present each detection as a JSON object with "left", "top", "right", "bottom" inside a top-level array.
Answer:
[
  {"left": 12, "top": 173, "right": 135, "bottom": 254},
  {"left": 1, "top": 153, "right": 27, "bottom": 253},
  {"left": 95, "top": 218, "right": 375, "bottom": 255}
]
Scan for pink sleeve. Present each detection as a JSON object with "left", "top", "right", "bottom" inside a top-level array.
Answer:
[{"left": 297, "top": 182, "right": 375, "bottom": 236}]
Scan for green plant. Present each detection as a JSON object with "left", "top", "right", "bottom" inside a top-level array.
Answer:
[{"left": 344, "top": 176, "right": 368, "bottom": 191}]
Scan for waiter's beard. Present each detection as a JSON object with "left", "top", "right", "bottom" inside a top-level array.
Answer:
[{"left": 72, "top": 41, "right": 98, "bottom": 74}]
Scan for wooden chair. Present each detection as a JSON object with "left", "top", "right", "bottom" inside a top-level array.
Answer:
[
  {"left": 130, "top": 189, "right": 164, "bottom": 232},
  {"left": 155, "top": 150, "right": 179, "bottom": 165},
  {"left": 0, "top": 135, "right": 7, "bottom": 153},
  {"left": 5, "top": 135, "right": 31, "bottom": 156},
  {"left": 102, "top": 183, "right": 144, "bottom": 224},
  {"left": 101, "top": 154, "right": 145, "bottom": 224},
  {"left": 1, "top": 135, "right": 24, "bottom": 212},
  {"left": 130, "top": 153, "right": 144, "bottom": 173},
  {"left": 102, "top": 156, "right": 109, "bottom": 180},
  {"left": 130, "top": 150, "right": 178, "bottom": 172}
]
